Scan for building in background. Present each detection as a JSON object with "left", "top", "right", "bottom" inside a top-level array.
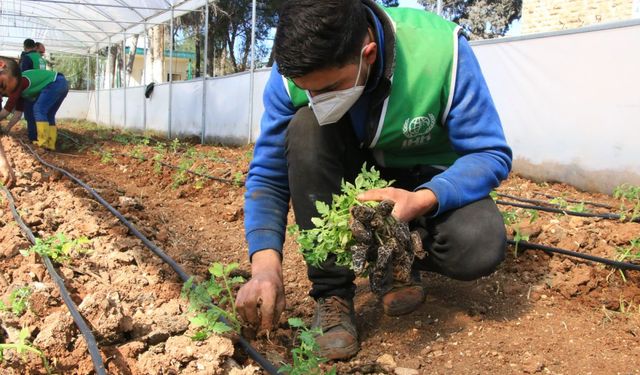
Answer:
[{"left": 521, "top": 0, "right": 639, "bottom": 34}]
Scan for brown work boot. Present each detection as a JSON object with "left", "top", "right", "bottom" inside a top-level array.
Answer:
[
  {"left": 382, "top": 272, "right": 425, "bottom": 316},
  {"left": 311, "top": 296, "right": 359, "bottom": 360}
]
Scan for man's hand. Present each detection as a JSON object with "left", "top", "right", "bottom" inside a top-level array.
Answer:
[
  {"left": 236, "top": 249, "right": 285, "bottom": 333},
  {"left": 358, "top": 187, "right": 438, "bottom": 222},
  {"left": 0, "top": 145, "right": 15, "bottom": 188}
]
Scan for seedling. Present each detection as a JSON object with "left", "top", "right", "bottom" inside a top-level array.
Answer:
[
  {"left": 181, "top": 262, "right": 244, "bottom": 340},
  {"left": 0, "top": 327, "right": 53, "bottom": 374},
  {"left": 20, "top": 233, "right": 91, "bottom": 264},
  {"left": 278, "top": 318, "right": 336, "bottom": 375},
  {"left": 613, "top": 238, "right": 640, "bottom": 282},
  {"left": 549, "top": 196, "right": 569, "bottom": 210},
  {"left": 0, "top": 286, "right": 32, "bottom": 316},
  {"left": 512, "top": 226, "right": 530, "bottom": 257},
  {"left": 526, "top": 209, "right": 539, "bottom": 223},
  {"left": 613, "top": 184, "right": 640, "bottom": 221},
  {"left": 288, "top": 164, "right": 393, "bottom": 269},
  {"left": 500, "top": 209, "right": 519, "bottom": 226},
  {"left": 232, "top": 171, "right": 244, "bottom": 187},
  {"left": 170, "top": 138, "right": 182, "bottom": 154},
  {"left": 171, "top": 157, "right": 195, "bottom": 189},
  {"left": 567, "top": 201, "right": 587, "bottom": 213},
  {"left": 129, "top": 145, "right": 145, "bottom": 160}
]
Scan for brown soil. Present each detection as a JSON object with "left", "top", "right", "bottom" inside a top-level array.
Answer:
[{"left": 1, "top": 121, "right": 639, "bottom": 375}]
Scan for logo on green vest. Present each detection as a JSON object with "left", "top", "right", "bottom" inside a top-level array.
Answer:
[{"left": 401, "top": 114, "right": 436, "bottom": 148}]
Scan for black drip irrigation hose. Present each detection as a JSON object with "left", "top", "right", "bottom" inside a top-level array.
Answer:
[
  {"left": 1, "top": 186, "right": 107, "bottom": 375},
  {"left": 532, "top": 191, "right": 614, "bottom": 209},
  {"left": 495, "top": 199, "right": 640, "bottom": 222},
  {"left": 122, "top": 152, "right": 239, "bottom": 185},
  {"left": 19, "top": 140, "right": 281, "bottom": 375},
  {"left": 497, "top": 193, "right": 614, "bottom": 210},
  {"left": 508, "top": 239, "right": 640, "bottom": 271}
]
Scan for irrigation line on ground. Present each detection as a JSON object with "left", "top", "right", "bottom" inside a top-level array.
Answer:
[
  {"left": 121, "top": 152, "right": 240, "bottom": 185},
  {"left": 20, "top": 141, "right": 281, "bottom": 375},
  {"left": 532, "top": 191, "right": 614, "bottom": 209},
  {"left": 1, "top": 186, "right": 107, "bottom": 375},
  {"left": 508, "top": 239, "right": 640, "bottom": 271},
  {"left": 495, "top": 200, "right": 639, "bottom": 222},
  {"left": 497, "top": 193, "right": 614, "bottom": 210}
]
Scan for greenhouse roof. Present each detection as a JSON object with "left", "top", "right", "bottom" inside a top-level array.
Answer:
[{"left": 0, "top": 0, "right": 208, "bottom": 55}]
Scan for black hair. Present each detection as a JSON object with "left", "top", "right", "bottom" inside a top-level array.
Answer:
[
  {"left": 35, "top": 42, "right": 44, "bottom": 49},
  {"left": 274, "top": 0, "right": 369, "bottom": 78},
  {"left": 23, "top": 38, "right": 36, "bottom": 50},
  {"left": 0, "top": 57, "right": 21, "bottom": 80}
]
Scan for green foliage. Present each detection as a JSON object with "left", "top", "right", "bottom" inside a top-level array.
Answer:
[
  {"left": 170, "top": 138, "right": 182, "bottom": 154},
  {"left": 99, "top": 150, "right": 114, "bottom": 164},
  {"left": 288, "top": 164, "right": 393, "bottom": 269},
  {"left": 549, "top": 196, "right": 569, "bottom": 210},
  {"left": 500, "top": 209, "right": 519, "bottom": 226},
  {"left": 512, "top": 227, "right": 530, "bottom": 257},
  {"left": 279, "top": 318, "right": 336, "bottom": 375},
  {"left": 613, "top": 184, "right": 640, "bottom": 221},
  {"left": 526, "top": 209, "right": 539, "bottom": 223},
  {"left": 232, "top": 171, "right": 245, "bottom": 187},
  {"left": 0, "top": 286, "right": 32, "bottom": 316},
  {"left": 568, "top": 201, "right": 587, "bottom": 213},
  {"left": 181, "top": 262, "right": 244, "bottom": 340},
  {"left": 20, "top": 233, "right": 91, "bottom": 264},
  {"left": 172, "top": 157, "right": 195, "bottom": 189},
  {"left": 129, "top": 145, "right": 146, "bottom": 160},
  {"left": 0, "top": 327, "right": 53, "bottom": 374}
]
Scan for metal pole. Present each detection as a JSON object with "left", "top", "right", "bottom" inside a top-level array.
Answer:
[
  {"left": 95, "top": 51, "right": 99, "bottom": 124},
  {"left": 201, "top": 1, "right": 209, "bottom": 144},
  {"left": 437, "top": 0, "right": 443, "bottom": 16},
  {"left": 248, "top": 0, "right": 257, "bottom": 144},
  {"left": 143, "top": 28, "right": 148, "bottom": 132},
  {"left": 123, "top": 33, "right": 127, "bottom": 129},
  {"left": 168, "top": 5, "right": 174, "bottom": 138},
  {"left": 107, "top": 37, "right": 112, "bottom": 128},
  {"left": 85, "top": 55, "right": 90, "bottom": 92}
]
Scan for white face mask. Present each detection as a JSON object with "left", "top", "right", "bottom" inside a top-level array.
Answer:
[{"left": 307, "top": 47, "right": 369, "bottom": 126}]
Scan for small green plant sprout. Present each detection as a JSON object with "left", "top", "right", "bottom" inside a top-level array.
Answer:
[
  {"left": 288, "top": 164, "right": 393, "bottom": 269},
  {"left": 96, "top": 150, "right": 114, "bottom": 164},
  {"left": 172, "top": 157, "right": 195, "bottom": 189},
  {"left": 181, "top": 262, "right": 245, "bottom": 341},
  {"left": 567, "top": 201, "right": 587, "bottom": 213},
  {"left": 0, "top": 286, "right": 32, "bottom": 316},
  {"left": 613, "top": 238, "right": 640, "bottom": 282},
  {"left": 129, "top": 144, "right": 145, "bottom": 160},
  {"left": 278, "top": 318, "right": 336, "bottom": 375},
  {"left": 0, "top": 327, "right": 53, "bottom": 374},
  {"left": 20, "top": 233, "right": 91, "bottom": 264},
  {"left": 500, "top": 209, "right": 519, "bottom": 226},
  {"left": 613, "top": 184, "right": 640, "bottom": 221},
  {"left": 232, "top": 171, "right": 244, "bottom": 187},
  {"left": 526, "top": 209, "right": 539, "bottom": 223},
  {"left": 193, "top": 165, "right": 208, "bottom": 189},
  {"left": 512, "top": 226, "right": 530, "bottom": 257},
  {"left": 549, "top": 196, "right": 569, "bottom": 210},
  {"left": 170, "top": 138, "right": 182, "bottom": 154}
]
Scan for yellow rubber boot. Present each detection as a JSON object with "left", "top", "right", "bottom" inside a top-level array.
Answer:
[
  {"left": 46, "top": 126, "right": 57, "bottom": 151},
  {"left": 35, "top": 122, "right": 49, "bottom": 147}
]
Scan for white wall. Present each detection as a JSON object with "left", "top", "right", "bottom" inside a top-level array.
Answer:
[
  {"left": 62, "top": 21, "right": 640, "bottom": 194},
  {"left": 471, "top": 21, "right": 640, "bottom": 193}
]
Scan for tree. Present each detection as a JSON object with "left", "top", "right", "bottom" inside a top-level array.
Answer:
[
  {"left": 418, "top": 0, "right": 521, "bottom": 39},
  {"left": 49, "top": 54, "right": 96, "bottom": 90}
]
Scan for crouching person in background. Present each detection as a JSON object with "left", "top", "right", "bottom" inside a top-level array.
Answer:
[{"left": 0, "top": 57, "right": 68, "bottom": 151}]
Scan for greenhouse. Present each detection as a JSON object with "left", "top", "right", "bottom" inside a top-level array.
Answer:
[{"left": 1, "top": 0, "right": 639, "bottom": 374}]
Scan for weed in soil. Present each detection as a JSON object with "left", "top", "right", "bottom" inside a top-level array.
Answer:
[
  {"left": 182, "top": 262, "right": 245, "bottom": 340},
  {"left": 21, "top": 233, "right": 91, "bottom": 264},
  {"left": 0, "top": 286, "right": 32, "bottom": 317},
  {"left": 0, "top": 327, "right": 53, "bottom": 374},
  {"left": 278, "top": 318, "right": 336, "bottom": 375}
]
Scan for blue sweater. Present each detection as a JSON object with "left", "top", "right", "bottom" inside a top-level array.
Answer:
[{"left": 244, "top": 18, "right": 512, "bottom": 259}]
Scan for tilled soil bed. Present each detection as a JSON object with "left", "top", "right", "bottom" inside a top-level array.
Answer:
[{"left": 1, "top": 121, "right": 639, "bottom": 374}]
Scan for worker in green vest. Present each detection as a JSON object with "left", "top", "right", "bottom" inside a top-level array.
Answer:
[
  {"left": 0, "top": 57, "right": 69, "bottom": 151},
  {"left": 237, "top": 0, "right": 512, "bottom": 360}
]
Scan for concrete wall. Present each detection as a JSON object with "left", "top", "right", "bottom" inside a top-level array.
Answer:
[{"left": 521, "top": 0, "right": 637, "bottom": 34}]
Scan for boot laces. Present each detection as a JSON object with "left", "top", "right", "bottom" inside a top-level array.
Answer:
[{"left": 318, "top": 296, "right": 350, "bottom": 329}]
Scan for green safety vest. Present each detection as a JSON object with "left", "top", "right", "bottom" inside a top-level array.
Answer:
[
  {"left": 284, "top": 7, "right": 461, "bottom": 168},
  {"left": 21, "top": 70, "right": 58, "bottom": 101},
  {"left": 27, "top": 51, "right": 47, "bottom": 70}
]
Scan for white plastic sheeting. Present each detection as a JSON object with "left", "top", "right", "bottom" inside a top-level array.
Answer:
[
  {"left": 58, "top": 21, "right": 640, "bottom": 193},
  {"left": 472, "top": 20, "right": 640, "bottom": 193},
  {"left": 0, "top": 0, "right": 208, "bottom": 55}
]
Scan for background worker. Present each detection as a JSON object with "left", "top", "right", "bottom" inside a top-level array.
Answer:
[{"left": 0, "top": 57, "right": 68, "bottom": 151}]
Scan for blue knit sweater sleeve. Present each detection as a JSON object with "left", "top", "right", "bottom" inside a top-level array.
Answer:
[
  {"left": 244, "top": 65, "right": 296, "bottom": 258},
  {"left": 421, "top": 36, "right": 512, "bottom": 215}
]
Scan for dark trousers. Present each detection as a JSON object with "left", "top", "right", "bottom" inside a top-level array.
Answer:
[
  {"left": 285, "top": 107, "right": 506, "bottom": 300},
  {"left": 23, "top": 100, "right": 37, "bottom": 141}
]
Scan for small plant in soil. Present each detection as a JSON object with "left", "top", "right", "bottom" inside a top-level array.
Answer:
[
  {"left": 288, "top": 164, "right": 424, "bottom": 296},
  {"left": 0, "top": 286, "right": 32, "bottom": 316},
  {"left": 95, "top": 149, "right": 114, "bottom": 164},
  {"left": 0, "top": 327, "right": 53, "bottom": 374},
  {"left": 613, "top": 184, "right": 640, "bottom": 221},
  {"left": 129, "top": 144, "right": 145, "bottom": 160},
  {"left": 171, "top": 157, "right": 195, "bottom": 189},
  {"left": 278, "top": 318, "right": 336, "bottom": 375},
  {"left": 232, "top": 171, "right": 244, "bottom": 187},
  {"left": 613, "top": 238, "right": 640, "bottom": 282},
  {"left": 20, "top": 233, "right": 91, "bottom": 264},
  {"left": 181, "top": 262, "right": 245, "bottom": 340}
]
